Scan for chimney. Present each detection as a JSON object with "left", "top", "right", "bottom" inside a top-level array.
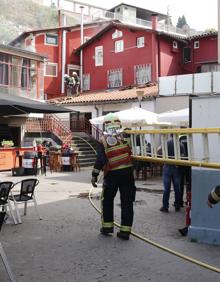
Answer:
[
  {"left": 151, "top": 13, "right": 158, "bottom": 31},
  {"left": 218, "top": 0, "right": 220, "bottom": 64}
]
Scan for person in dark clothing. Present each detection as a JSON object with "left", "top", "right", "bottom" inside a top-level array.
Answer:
[
  {"left": 179, "top": 135, "right": 191, "bottom": 207},
  {"left": 159, "top": 134, "right": 185, "bottom": 212},
  {"left": 91, "top": 114, "right": 136, "bottom": 240}
]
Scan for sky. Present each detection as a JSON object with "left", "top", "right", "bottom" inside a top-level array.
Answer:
[{"left": 47, "top": 0, "right": 218, "bottom": 31}]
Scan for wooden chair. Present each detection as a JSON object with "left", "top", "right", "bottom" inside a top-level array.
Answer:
[
  {"left": 48, "top": 152, "right": 62, "bottom": 172},
  {"left": 70, "top": 153, "right": 80, "bottom": 172}
]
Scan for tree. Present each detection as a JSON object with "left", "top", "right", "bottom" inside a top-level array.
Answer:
[{"left": 176, "top": 15, "right": 187, "bottom": 28}]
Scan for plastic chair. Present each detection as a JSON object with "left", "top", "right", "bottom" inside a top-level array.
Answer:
[
  {"left": 9, "top": 178, "right": 42, "bottom": 224},
  {"left": 0, "top": 182, "right": 18, "bottom": 225},
  {"left": 0, "top": 212, "right": 16, "bottom": 282}
]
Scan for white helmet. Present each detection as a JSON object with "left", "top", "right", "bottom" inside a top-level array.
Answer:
[{"left": 103, "top": 113, "right": 121, "bottom": 136}]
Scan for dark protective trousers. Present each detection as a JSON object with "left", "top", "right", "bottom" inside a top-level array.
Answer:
[{"left": 102, "top": 167, "right": 136, "bottom": 231}]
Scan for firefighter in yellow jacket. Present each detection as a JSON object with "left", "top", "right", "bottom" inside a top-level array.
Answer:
[
  {"left": 207, "top": 185, "right": 220, "bottom": 208},
  {"left": 91, "top": 113, "right": 136, "bottom": 240}
]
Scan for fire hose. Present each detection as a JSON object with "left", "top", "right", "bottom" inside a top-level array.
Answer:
[{"left": 88, "top": 186, "right": 220, "bottom": 274}]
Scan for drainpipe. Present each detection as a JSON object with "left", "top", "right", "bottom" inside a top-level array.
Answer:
[
  {"left": 80, "top": 6, "right": 84, "bottom": 94},
  {"left": 151, "top": 14, "right": 158, "bottom": 83},
  {"left": 95, "top": 105, "right": 99, "bottom": 117},
  {"left": 61, "top": 14, "right": 67, "bottom": 94},
  {"left": 218, "top": 0, "right": 220, "bottom": 64}
]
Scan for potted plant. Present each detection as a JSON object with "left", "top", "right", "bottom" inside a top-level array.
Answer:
[{"left": 1, "top": 140, "right": 14, "bottom": 148}]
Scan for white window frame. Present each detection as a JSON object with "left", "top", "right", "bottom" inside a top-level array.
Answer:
[
  {"left": 194, "top": 41, "right": 200, "bottom": 49},
  {"left": 95, "top": 46, "right": 103, "bottom": 67},
  {"left": 137, "top": 36, "right": 145, "bottom": 48},
  {"left": 107, "top": 68, "right": 123, "bottom": 88},
  {"left": 115, "top": 40, "right": 124, "bottom": 53},
  {"left": 44, "top": 62, "right": 58, "bottom": 77},
  {"left": 44, "top": 33, "right": 58, "bottom": 46},
  {"left": 82, "top": 73, "right": 90, "bottom": 91},
  {"left": 173, "top": 41, "right": 178, "bottom": 49},
  {"left": 134, "top": 64, "right": 151, "bottom": 85}
]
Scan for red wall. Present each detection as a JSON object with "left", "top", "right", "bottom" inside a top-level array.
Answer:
[
  {"left": 66, "top": 25, "right": 105, "bottom": 66},
  {"left": 34, "top": 32, "right": 62, "bottom": 98},
  {"left": 183, "top": 36, "right": 217, "bottom": 73},
  {"left": 83, "top": 27, "right": 153, "bottom": 91},
  {"left": 158, "top": 37, "right": 183, "bottom": 77},
  {"left": 31, "top": 24, "right": 108, "bottom": 99}
]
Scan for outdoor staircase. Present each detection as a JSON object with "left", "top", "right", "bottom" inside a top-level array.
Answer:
[{"left": 71, "top": 133, "right": 98, "bottom": 167}]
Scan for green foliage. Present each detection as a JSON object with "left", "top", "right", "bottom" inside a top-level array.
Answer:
[
  {"left": 0, "top": 0, "right": 58, "bottom": 44},
  {"left": 204, "top": 28, "right": 217, "bottom": 33},
  {"left": 176, "top": 15, "right": 188, "bottom": 28},
  {"left": 1, "top": 140, "right": 14, "bottom": 147}
]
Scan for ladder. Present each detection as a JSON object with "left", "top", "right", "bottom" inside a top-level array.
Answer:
[{"left": 126, "top": 128, "right": 220, "bottom": 169}]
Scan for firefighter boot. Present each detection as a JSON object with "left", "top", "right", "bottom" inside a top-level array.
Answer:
[
  {"left": 100, "top": 227, "right": 114, "bottom": 236},
  {"left": 117, "top": 231, "right": 130, "bottom": 240}
]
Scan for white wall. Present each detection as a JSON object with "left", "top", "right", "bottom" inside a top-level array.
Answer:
[
  {"left": 192, "top": 96, "right": 220, "bottom": 164},
  {"left": 155, "top": 96, "right": 189, "bottom": 113}
]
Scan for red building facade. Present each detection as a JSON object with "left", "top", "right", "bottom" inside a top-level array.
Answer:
[{"left": 10, "top": 17, "right": 218, "bottom": 100}]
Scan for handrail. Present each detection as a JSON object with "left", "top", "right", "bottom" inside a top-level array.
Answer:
[
  {"left": 74, "top": 135, "right": 97, "bottom": 155},
  {"left": 126, "top": 127, "right": 220, "bottom": 169},
  {"left": 26, "top": 114, "right": 72, "bottom": 146}
]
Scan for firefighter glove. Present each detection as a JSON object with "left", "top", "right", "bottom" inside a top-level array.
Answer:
[{"left": 91, "top": 176, "right": 98, "bottom": 188}]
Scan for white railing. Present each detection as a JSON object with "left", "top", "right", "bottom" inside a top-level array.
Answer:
[
  {"left": 62, "top": 1, "right": 200, "bottom": 37},
  {"left": 159, "top": 71, "right": 220, "bottom": 96}
]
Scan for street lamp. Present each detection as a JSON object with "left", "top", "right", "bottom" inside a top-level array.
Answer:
[{"left": 136, "top": 90, "right": 144, "bottom": 108}]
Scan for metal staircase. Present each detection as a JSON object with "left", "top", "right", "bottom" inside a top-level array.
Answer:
[{"left": 71, "top": 134, "right": 98, "bottom": 167}]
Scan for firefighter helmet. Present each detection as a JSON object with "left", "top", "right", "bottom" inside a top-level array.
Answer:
[{"left": 103, "top": 113, "right": 121, "bottom": 136}]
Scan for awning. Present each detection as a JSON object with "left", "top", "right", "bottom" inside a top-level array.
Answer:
[{"left": 0, "top": 92, "right": 72, "bottom": 116}]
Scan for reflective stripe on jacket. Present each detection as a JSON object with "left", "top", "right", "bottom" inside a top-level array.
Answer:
[{"left": 101, "top": 136, "right": 132, "bottom": 172}]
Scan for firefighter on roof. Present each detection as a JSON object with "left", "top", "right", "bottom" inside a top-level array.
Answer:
[{"left": 91, "top": 113, "right": 136, "bottom": 240}]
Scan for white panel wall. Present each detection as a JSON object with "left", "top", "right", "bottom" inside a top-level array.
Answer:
[
  {"left": 213, "top": 72, "right": 220, "bottom": 93},
  {"left": 176, "top": 74, "right": 193, "bottom": 94},
  {"left": 194, "top": 73, "right": 211, "bottom": 93},
  {"left": 159, "top": 76, "right": 175, "bottom": 96},
  {"left": 192, "top": 96, "right": 220, "bottom": 164},
  {"left": 159, "top": 71, "right": 220, "bottom": 96}
]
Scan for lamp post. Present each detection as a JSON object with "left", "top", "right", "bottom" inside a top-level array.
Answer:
[{"left": 136, "top": 90, "right": 144, "bottom": 108}]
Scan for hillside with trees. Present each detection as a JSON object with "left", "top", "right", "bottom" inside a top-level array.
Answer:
[{"left": 0, "top": 0, "right": 78, "bottom": 44}]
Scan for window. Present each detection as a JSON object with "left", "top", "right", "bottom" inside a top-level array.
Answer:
[
  {"left": 95, "top": 46, "right": 103, "bottom": 66},
  {"left": 44, "top": 62, "right": 57, "bottom": 77},
  {"left": 134, "top": 64, "right": 151, "bottom": 85},
  {"left": 183, "top": 47, "right": 191, "bottom": 63},
  {"left": 194, "top": 41, "right": 200, "bottom": 49},
  {"left": 0, "top": 53, "right": 9, "bottom": 86},
  {"left": 137, "top": 37, "right": 145, "bottom": 48},
  {"left": 112, "top": 29, "right": 123, "bottom": 39},
  {"left": 115, "top": 40, "right": 124, "bottom": 53},
  {"left": 173, "top": 41, "right": 178, "bottom": 49},
  {"left": 21, "top": 59, "right": 31, "bottom": 89},
  {"left": 83, "top": 74, "right": 90, "bottom": 91},
  {"left": 107, "top": 68, "right": 123, "bottom": 88},
  {"left": 45, "top": 34, "right": 58, "bottom": 46}
]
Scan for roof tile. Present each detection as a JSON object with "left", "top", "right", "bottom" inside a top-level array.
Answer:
[{"left": 49, "top": 85, "right": 158, "bottom": 105}]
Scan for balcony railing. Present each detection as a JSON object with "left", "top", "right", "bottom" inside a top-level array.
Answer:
[{"left": 26, "top": 114, "right": 72, "bottom": 145}]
